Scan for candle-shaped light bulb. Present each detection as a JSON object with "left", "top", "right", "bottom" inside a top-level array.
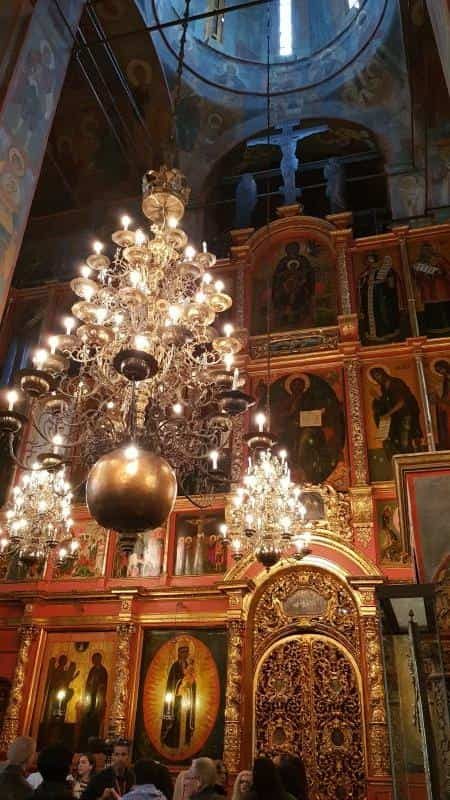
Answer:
[
  {"left": 135, "top": 228, "right": 146, "bottom": 246},
  {"left": 209, "top": 450, "right": 219, "bottom": 470},
  {"left": 202, "top": 240, "right": 208, "bottom": 253},
  {"left": 33, "top": 348, "right": 48, "bottom": 370},
  {"left": 64, "top": 316, "right": 75, "bottom": 336},
  {"left": 224, "top": 352, "right": 234, "bottom": 371},
  {"left": 84, "top": 286, "right": 95, "bottom": 302},
  {"left": 172, "top": 403, "right": 183, "bottom": 415},
  {"left": 279, "top": 449, "right": 287, "bottom": 463},
  {"left": 93, "top": 240, "right": 103, "bottom": 255},
  {"left": 223, "top": 323, "right": 234, "bottom": 337},
  {"left": 95, "top": 307, "right": 108, "bottom": 325},
  {"left": 80, "top": 265, "right": 91, "bottom": 279},
  {"left": 255, "top": 412, "right": 266, "bottom": 433},
  {"left": 185, "top": 245, "right": 196, "bottom": 261},
  {"left": 48, "top": 335, "right": 58, "bottom": 354},
  {"left": 214, "top": 279, "right": 225, "bottom": 292},
  {"left": 195, "top": 290, "right": 206, "bottom": 304},
  {"left": 134, "top": 335, "right": 149, "bottom": 351},
  {"left": 202, "top": 272, "right": 212, "bottom": 285},
  {"left": 121, "top": 214, "right": 131, "bottom": 230},
  {"left": 232, "top": 367, "right": 239, "bottom": 390},
  {"left": 52, "top": 434, "right": 64, "bottom": 448},
  {"left": 6, "top": 390, "right": 18, "bottom": 412},
  {"left": 129, "top": 270, "right": 140, "bottom": 288},
  {"left": 219, "top": 523, "right": 228, "bottom": 537},
  {"left": 168, "top": 305, "right": 182, "bottom": 323},
  {"left": 167, "top": 216, "right": 177, "bottom": 229}
]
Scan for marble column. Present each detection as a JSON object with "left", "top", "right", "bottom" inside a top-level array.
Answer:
[
  {"left": 0, "top": 623, "right": 38, "bottom": 749},
  {"left": 0, "top": 0, "right": 85, "bottom": 320}
]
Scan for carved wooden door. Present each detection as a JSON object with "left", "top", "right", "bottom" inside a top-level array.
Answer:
[{"left": 254, "top": 635, "right": 365, "bottom": 800}]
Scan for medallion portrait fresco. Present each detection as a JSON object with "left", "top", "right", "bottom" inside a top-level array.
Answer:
[
  {"left": 351, "top": 245, "right": 409, "bottom": 346},
  {"left": 32, "top": 632, "right": 115, "bottom": 751},
  {"left": 135, "top": 630, "right": 227, "bottom": 764},
  {"left": 253, "top": 370, "right": 348, "bottom": 488},
  {"left": 250, "top": 235, "right": 338, "bottom": 336},
  {"left": 362, "top": 360, "right": 425, "bottom": 482}
]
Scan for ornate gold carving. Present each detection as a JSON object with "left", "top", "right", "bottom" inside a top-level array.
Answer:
[
  {"left": 350, "top": 487, "right": 373, "bottom": 548},
  {"left": 231, "top": 415, "right": 245, "bottom": 483},
  {"left": 338, "top": 313, "right": 359, "bottom": 341},
  {"left": 363, "top": 617, "right": 390, "bottom": 775},
  {"left": 255, "top": 636, "right": 365, "bottom": 799},
  {"left": 253, "top": 567, "right": 359, "bottom": 662},
  {"left": 332, "top": 230, "right": 352, "bottom": 315},
  {"left": 223, "top": 619, "right": 245, "bottom": 773},
  {"left": 0, "top": 624, "right": 38, "bottom": 748},
  {"left": 345, "top": 358, "right": 369, "bottom": 485},
  {"left": 108, "top": 622, "right": 135, "bottom": 739}
]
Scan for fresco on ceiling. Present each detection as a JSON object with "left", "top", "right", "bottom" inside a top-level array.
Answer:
[
  {"left": 135, "top": 629, "right": 227, "bottom": 764},
  {"left": 0, "top": 0, "right": 85, "bottom": 317},
  {"left": 250, "top": 235, "right": 337, "bottom": 336},
  {"left": 425, "top": 357, "right": 450, "bottom": 450},
  {"left": 351, "top": 246, "right": 409, "bottom": 346},
  {"left": 253, "top": 370, "right": 348, "bottom": 489},
  {"left": 32, "top": 632, "right": 115, "bottom": 751},
  {"left": 374, "top": 497, "right": 410, "bottom": 564},
  {"left": 408, "top": 236, "right": 450, "bottom": 338},
  {"left": 362, "top": 360, "right": 425, "bottom": 482},
  {"left": 174, "top": 510, "right": 227, "bottom": 577},
  {"left": 113, "top": 527, "right": 166, "bottom": 578}
]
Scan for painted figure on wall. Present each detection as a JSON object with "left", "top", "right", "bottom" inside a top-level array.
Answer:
[
  {"left": 114, "top": 528, "right": 165, "bottom": 577},
  {"left": 43, "top": 654, "right": 79, "bottom": 724},
  {"left": 370, "top": 367, "right": 423, "bottom": 460},
  {"left": 358, "top": 251, "right": 406, "bottom": 344},
  {"left": 54, "top": 521, "right": 106, "bottom": 578},
  {"left": 429, "top": 359, "right": 450, "bottom": 450},
  {"left": 161, "top": 642, "right": 196, "bottom": 750},
  {"left": 260, "top": 372, "right": 346, "bottom": 486},
  {"left": 78, "top": 653, "right": 108, "bottom": 749},
  {"left": 174, "top": 513, "right": 226, "bottom": 576},
  {"left": 251, "top": 237, "right": 337, "bottom": 335},
  {"left": 376, "top": 500, "right": 409, "bottom": 564},
  {"left": 138, "top": 631, "right": 223, "bottom": 763},
  {"left": 411, "top": 240, "right": 450, "bottom": 336}
]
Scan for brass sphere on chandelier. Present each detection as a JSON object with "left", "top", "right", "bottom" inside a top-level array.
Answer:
[{"left": 86, "top": 445, "right": 177, "bottom": 546}]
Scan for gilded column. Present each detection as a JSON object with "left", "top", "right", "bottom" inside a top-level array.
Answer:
[
  {"left": 343, "top": 355, "right": 370, "bottom": 486},
  {"left": 362, "top": 616, "right": 391, "bottom": 776},
  {"left": 331, "top": 228, "right": 353, "bottom": 316},
  {"left": 223, "top": 617, "right": 246, "bottom": 774},
  {"left": 0, "top": 624, "right": 38, "bottom": 749},
  {"left": 109, "top": 621, "right": 135, "bottom": 739}
]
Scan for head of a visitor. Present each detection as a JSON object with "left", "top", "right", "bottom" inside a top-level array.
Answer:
[
  {"left": 134, "top": 759, "right": 160, "bottom": 787},
  {"left": 154, "top": 762, "right": 173, "bottom": 799},
  {"left": 34, "top": 785, "right": 73, "bottom": 800},
  {"left": 193, "top": 757, "right": 217, "bottom": 789},
  {"left": 277, "top": 753, "right": 308, "bottom": 799},
  {"left": 235, "top": 770, "right": 252, "bottom": 798},
  {"left": 252, "top": 757, "right": 284, "bottom": 797},
  {"left": 7, "top": 735, "right": 35, "bottom": 769},
  {"left": 111, "top": 739, "right": 130, "bottom": 774},
  {"left": 37, "top": 744, "right": 73, "bottom": 783},
  {"left": 77, "top": 753, "right": 96, "bottom": 780},
  {"left": 215, "top": 760, "right": 228, "bottom": 787}
]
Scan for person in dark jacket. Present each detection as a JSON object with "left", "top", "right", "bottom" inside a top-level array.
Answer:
[
  {"left": 33, "top": 743, "right": 74, "bottom": 800},
  {"left": 276, "top": 754, "right": 308, "bottom": 800},
  {"left": 81, "top": 739, "right": 134, "bottom": 799},
  {"left": 190, "top": 758, "right": 223, "bottom": 800},
  {"left": 0, "top": 735, "right": 35, "bottom": 800},
  {"left": 245, "top": 757, "right": 295, "bottom": 800}
]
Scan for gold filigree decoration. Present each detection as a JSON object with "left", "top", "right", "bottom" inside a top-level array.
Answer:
[
  {"left": 283, "top": 483, "right": 353, "bottom": 545},
  {"left": 362, "top": 617, "right": 390, "bottom": 775},
  {"left": 332, "top": 231, "right": 352, "bottom": 315},
  {"left": 345, "top": 359, "right": 369, "bottom": 486},
  {"left": 231, "top": 415, "right": 245, "bottom": 483},
  {"left": 223, "top": 619, "right": 245, "bottom": 773},
  {"left": 0, "top": 624, "right": 38, "bottom": 748},
  {"left": 255, "top": 635, "right": 365, "bottom": 799},
  {"left": 108, "top": 622, "right": 135, "bottom": 739},
  {"left": 252, "top": 567, "right": 359, "bottom": 663}
]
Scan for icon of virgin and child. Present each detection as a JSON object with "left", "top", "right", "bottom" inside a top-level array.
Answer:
[{"left": 161, "top": 639, "right": 196, "bottom": 750}]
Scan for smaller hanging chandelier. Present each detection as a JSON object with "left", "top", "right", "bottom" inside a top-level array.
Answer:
[
  {"left": 0, "top": 460, "right": 78, "bottom": 569},
  {"left": 224, "top": 413, "right": 312, "bottom": 570}
]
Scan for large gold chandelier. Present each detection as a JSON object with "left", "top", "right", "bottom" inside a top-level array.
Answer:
[
  {"left": 0, "top": 167, "right": 252, "bottom": 550},
  {"left": 0, "top": 458, "right": 78, "bottom": 568},
  {"left": 224, "top": 414, "right": 312, "bottom": 570}
]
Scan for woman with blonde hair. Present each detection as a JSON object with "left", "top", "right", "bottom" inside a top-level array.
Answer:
[{"left": 231, "top": 770, "right": 252, "bottom": 800}]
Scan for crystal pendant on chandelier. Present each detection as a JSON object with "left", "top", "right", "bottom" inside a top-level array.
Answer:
[
  {"left": 0, "top": 462, "right": 78, "bottom": 568},
  {"left": 224, "top": 413, "right": 312, "bottom": 570},
  {"left": 0, "top": 166, "right": 254, "bottom": 552}
]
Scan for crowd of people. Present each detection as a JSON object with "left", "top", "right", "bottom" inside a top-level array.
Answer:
[{"left": 0, "top": 736, "right": 308, "bottom": 800}]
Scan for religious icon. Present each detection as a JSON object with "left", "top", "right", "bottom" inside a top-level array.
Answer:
[
  {"left": 54, "top": 520, "right": 107, "bottom": 578},
  {"left": 357, "top": 250, "right": 407, "bottom": 344},
  {"left": 250, "top": 236, "right": 337, "bottom": 336},
  {"left": 410, "top": 239, "right": 450, "bottom": 336},
  {"left": 427, "top": 359, "right": 450, "bottom": 450},
  {"left": 137, "top": 632, "right": 224, "bottom": 763},
  {"left": 113, "top": 527, "right": 166, "bottom": 577},
  {"left": 375, "top": 499, "right": 410, "bottom": 564},
  {"left": 174, "top": 512, "right": 227, "bottom": 576},
  {"left": 32, "top": 633, "right": 115, "bottom": 750},
  {"left": 257, "top": 371, "right": 347, "bottom": 486},
  {"left": 363, "top": 362, "right": 424, "bottom": 482}
]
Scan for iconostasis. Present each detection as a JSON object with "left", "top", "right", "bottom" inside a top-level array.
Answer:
[{"left": 0, "top": 209, "right": 449, "bottom": 799}]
